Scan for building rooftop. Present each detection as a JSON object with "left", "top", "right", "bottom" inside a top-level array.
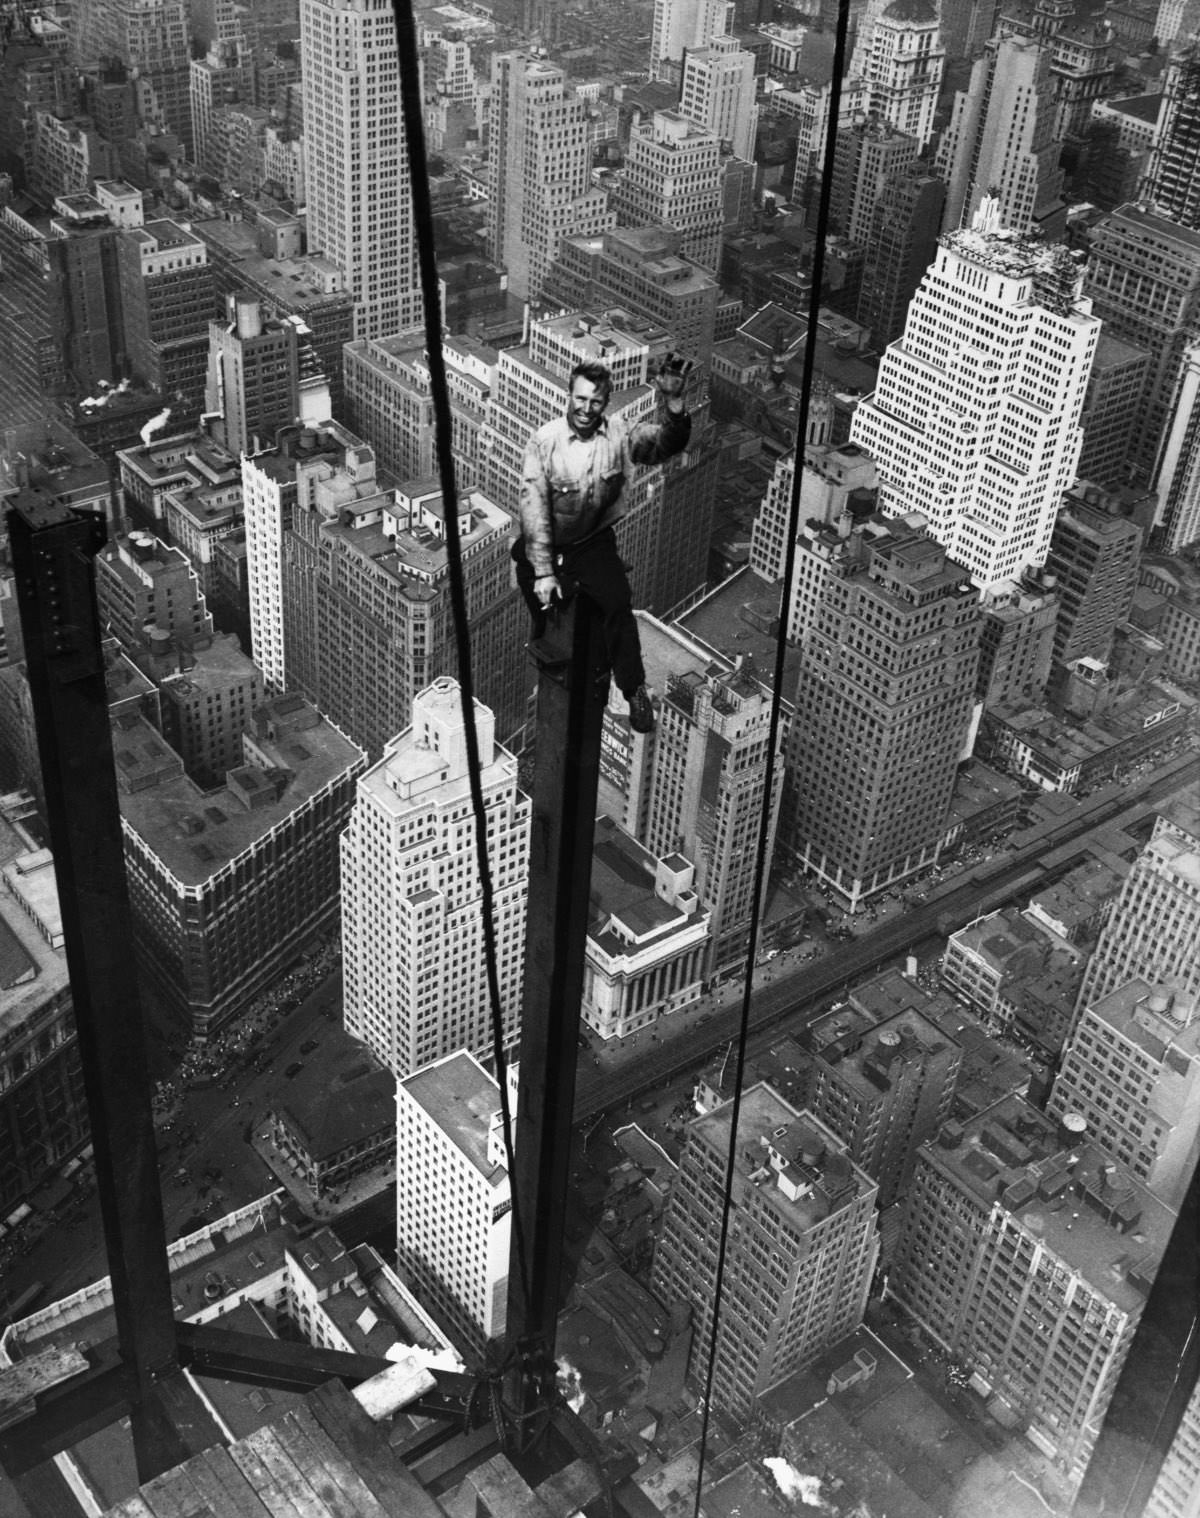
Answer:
[
  {"left": 192, "top": 219, "right": 355, "bottom": 311},
  {"left": 929, "top": 1094, "right": 1172, "bottom": 1314},
  {"left": 672, "top": 570, "right": 803, "bottom": 696},
  {"left": 590, "top": 816, "right": 693, "bottom": 950},
  {"left": 1087, "top": 977, "right": 1200, "bottom": 1062},
  {"left": 270, "top": 1042, "right": 396, "bottom": 1162},
  {"left": 949, "top": 905, "right": 1082, "bottom": 980},
  {"left": 1027, "top": 856, "right": 1126, "bottom": 937},
  {"left": 1103, "top": 201, "right": 1200, "bottom": 254},
  {"left": 112, "top": 699, "right": 363, "bottom": 887},
  {"left": 694, "top": 1083, "right": 875, "bottom": 1230},
  {"left": 402, "top": 1050, "right": 506, "bottom": 1185},
  {"left": 0, "top": 852, "right": 68, "bottom": 1042}
]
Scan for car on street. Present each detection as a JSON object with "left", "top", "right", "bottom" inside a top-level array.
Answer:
[{"left": 285, "top": 1061, "right": 304, "bottom": 1078}]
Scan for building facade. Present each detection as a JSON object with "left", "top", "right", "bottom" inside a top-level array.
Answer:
[
  {"left": 653, "top": 1083, "right": 880, "bottom": 1420},
  {"left": 340, "top": 678, "right": 528, "bottom": 1076},
  {"left": 851, "top": 205, "right": 1100, "bottom": 591},
  {"left": 893, "top": 1092, "right": 1172, "bottom": 1486},
  {"left": 782, "top": 521, "right": 980, "bottom": 910},
  {"left": 395, "top": 1050, "right": 512, "bottom": 1354},
  {"left": 299, "top": 0, "right": 419, "bottom": 341}
]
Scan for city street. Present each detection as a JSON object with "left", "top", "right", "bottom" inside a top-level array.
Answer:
[{"left": 1, "top": 963, "right": 344, "bottom": 1310}]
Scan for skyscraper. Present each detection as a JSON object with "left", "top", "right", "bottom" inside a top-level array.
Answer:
[
  {"left": 117, "top": 219, "right": 219, "bottom": 421},
  {"left": 1044, "top": 484, "right": 1142, "bottom": 666},
  {"left": 1152, "top": 342, "right": 1200, "bottom": 552},
  {"left": 860, "top": 0, "right": 944, "bottom": 150},
  {"left": 1049, "top": 979, "right": 1200, "bottom": 1208},
  {"left": 652, "top": 1083, "right": 879, "bottom": 1420},
  {"left": 1142, "top": 43, "right": 1200, "bottom": 229},
  {"left": 299, "top": 0, "right": 419, "bottom": 341},
  {"left": 851, "top": 203, "right": 1100, "bottom": 591},
  {"left": 678, "top": 35, "right": 758, "bottom": 164},
  {"left": 1076, "top": 814, "right": 1200, "bottom": 1010},
  {"left": 612, "top": 111, "right": 724, "bottom": 272},
  {"left": 893, "top": 1092, "right": 1173, "bottom": 1487},
  {"left": 487, "top": 53, "right": 613, "bottom": 306},
  {"left": 855, "top": 170, "right": 946, "bottom": 348},
  {"left": 205, "top": 294, "right": 304, "bottom": 457},
  {"left": 937, "top": 35, "right": 1066, "bottom": 239},
  {"left": 830, "top": 119, "right": 919, "bottom": 248},
  {"left": 340, "top": 678, "right": 528, "bottom": 1077},
  {"left": 650, "top": 0, "right": 730, "bottom": 77},
  {"left": 244, "top": 421, "right": 527, "bottom": 752},
  {"left": 1084, "top": 204, "right": 1200, "bottom": 483},
  {"left": 70, "top": 0, "right": 192, "bottom": 152},
  {"left": 782, "top": 519, "right": 980, "bottom": 910},
  {"left": 395, "top": 1050, "right": 512, "bottom": 1353}
]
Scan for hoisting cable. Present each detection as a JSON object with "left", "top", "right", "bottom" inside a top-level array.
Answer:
[
  {"left": 688, "top": 2, "right": 853, "bottom": 1511},
  {"left": 391, "top": 0, "right": 534, "bottom": 1343}
]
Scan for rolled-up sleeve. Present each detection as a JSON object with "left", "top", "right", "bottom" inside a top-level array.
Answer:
[
  {"left": 627, "top": 408, "right": 691, "bottom": 466},
  {"left": 519, "top": 433, "right": 556, "bottom": 578}
]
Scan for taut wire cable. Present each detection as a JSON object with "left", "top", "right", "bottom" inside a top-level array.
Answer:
[
  {"left": 688, "top": 2, "right": 853, "bottom": 1511},
  {"left": 390, "top": 0, "right": 533, "bottom": 1334}
]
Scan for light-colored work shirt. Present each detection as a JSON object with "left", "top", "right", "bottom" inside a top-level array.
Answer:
[{"left": 518, "top": 406, "right": 691, "bottom": 578}]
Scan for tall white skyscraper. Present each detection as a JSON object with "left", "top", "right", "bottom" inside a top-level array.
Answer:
[
  {"left": 850, "top": 199, "right": 1100, "bottom": 590},
  {"left": 241, "top": 439, "right": 299, "bottom": 693},
  {"left": 395, "top": 1050, "right": 512, "bottom": 1353},
  {"left": 678, "top": 35, "right": 758, "bottom": 164},
  {"left": 861, "top": 0, "right": 944, "bottom": 150},
  {"left": 300, "top": 0, "right": 419, "bottom": 341},
  {"left": 650, "top": 0, "right": 730, "bottom": 76},
  {"left": 340, "top": 678, "right": 529, "bottom": 1077}
]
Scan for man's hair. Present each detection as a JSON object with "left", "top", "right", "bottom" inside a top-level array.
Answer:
[{"left": 568, "top": 360, "right": 613, "bottom": 396}]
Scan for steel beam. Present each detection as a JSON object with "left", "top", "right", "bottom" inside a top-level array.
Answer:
[
  {"left": 506, "top": 596, "right": 609, "bottom": 1436},
  {"left": 6, "top": 492, "right": 189, "bottom": 1482}
]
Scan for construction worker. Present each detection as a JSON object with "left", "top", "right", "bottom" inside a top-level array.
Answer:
[{"left": 513, "top": 352, "right": 692, "bottom": 734}]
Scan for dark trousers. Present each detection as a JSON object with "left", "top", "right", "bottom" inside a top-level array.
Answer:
[{"left": 512, "top": 528, "right": 645, "bottom": 698}]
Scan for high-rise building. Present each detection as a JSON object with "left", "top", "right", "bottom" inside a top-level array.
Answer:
[
  {"left": 612, "top": 111, "right": 724, "bottom": 272},
  {"left": 340, "top": 678, "right": 528, "bottom": 1077},
  {"left": 1076, "top": 814, "right": 1200, "bottom": 1009},
  {"left": 194, "top": 213, "right": 355, "bottom": 419},
  {"left": 341, "top": 334, "right": 493, "bottom": 488},
  {"left": 205, "top": 293, "right": 304, "bottom": 456},
  {"left": 830, "top": 119, "right": 920, "bottom": 248},
  {"left": 118, "top": 218, "right": 219, "bottom": 421},
  {"left": 1049, "top": 979, "right": 1200, "bottom": 1208},
  {"left": 856, "top": 170, "right": 946, "bottom": 348},
  {"left": 613, "top": 616, "right": 783, "bottom": 973},
  {"left": 678, "top": 35, "right": 758, "bottom": 164},
  {"left": 70, "top": 0, "right": 192, "bottom": 152},
  {"left": 653, "top": 1083, "right": 879, "bottom": 1420},
  {"left": 782, "top": 520, "right": 980, "bottom": 910},
  {"left": 244, "top": 421, "right": 527, "bottom": 750},
  {"left": 546, "top": 225, "right": 731, "bottom": 378},
  {"left": 851, "top": 204, "right": 1100, "bottom": 591},
  {"left": 395, "top": 1050, "right": 512, "bottom": 1355},
  {"left": 936, "top": 35, "right": 1066, "bottom": 239},
  {"left": 650, "top": 0, "right": 730, "bottom": 76},
  {"left": 1142, "top": 44, "right": 1200, "bottom": 229},
  {"left": 299, "top": 0, "right": 418, "bottom": 341},
  {"left": 190, "top": 29, "right": 254, "bottom": 175},
  {"left": 803, "top": 991, "right": 961, "bottom": 1210},
  {"left": 893, "top": 1092, "right": 1173, "bottom": 1485},
  {"left": 1044, "top": 484, "right": 1143, "bottom": 665},
  {"left": 0, "top": 835, "right": 88, "bottom": 1218},
  {"left": 1076, "top": 333, "right": 1152, "bottom": 490},
  {"left": 1152, "top": 341, "right": 1200, "bottom": 552},
  {"left": 1083, "top": 204, "right": 1200, "bottom": 483},
  {"left": 117, "top": 695, "right": 364, "bottom": 1040},
  {"left": 487, "top": 53, "right": 613, "bottom": 306},
  {"left": 975, "top": 574, "right": 1058, "bottom": 710},
  {"left": 860, "top": 0, "right": 944, "bottom": 149}
]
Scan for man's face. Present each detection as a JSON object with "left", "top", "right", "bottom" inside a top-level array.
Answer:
[{"left": 567, "top": 375, "right": 611, "bottom": 438}]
